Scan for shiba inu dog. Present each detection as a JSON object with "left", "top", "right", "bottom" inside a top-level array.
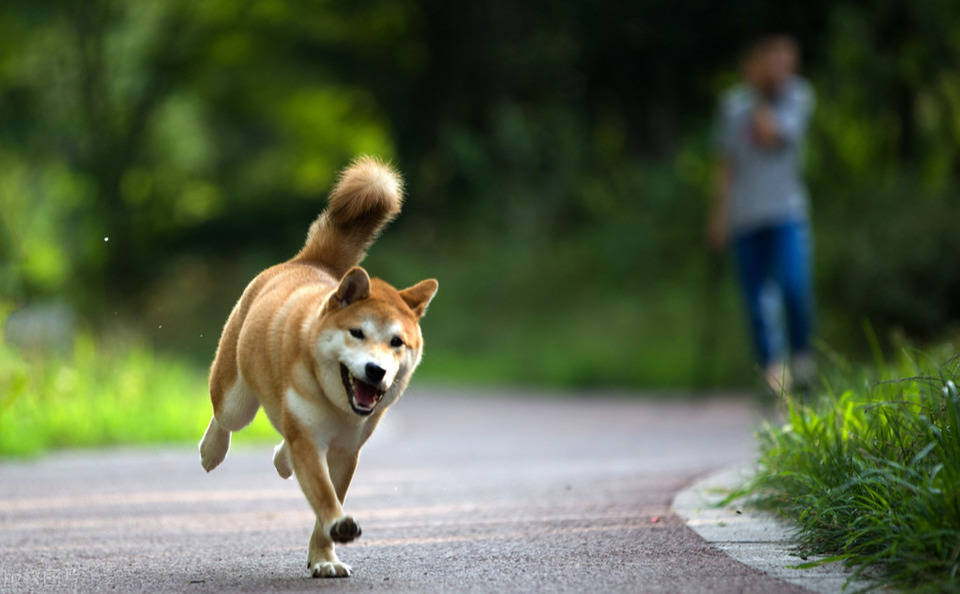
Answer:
[{"left": 199, "top": 156, "right": 437, "bottom": 578}]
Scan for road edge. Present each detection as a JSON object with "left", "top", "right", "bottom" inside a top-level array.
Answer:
[{"left": 671, "top": 465, "right": 872, "bottom": 593}]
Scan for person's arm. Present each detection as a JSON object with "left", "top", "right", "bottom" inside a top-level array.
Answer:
[
  {"left": 751, "top": 103, "right": 779, "bottom": 147},
  {"left": 707, "top": 156, "right": 733, "bottom": 251},
  {"left": 752, "top": 82, "right": 814, "bottom": 148},
  {"left": 773, "top": 81, "right": 814, "bottom": 144}
]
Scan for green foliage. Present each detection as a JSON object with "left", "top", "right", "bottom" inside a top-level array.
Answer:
[
  {"left": 368, "top": 231, "right": 754, "bottom": 389},
  {"left": 0, "top": 0, "right": 398, "bottom": 301},
  {"left": 817, "top": 184, "right": 960, "bottom": 340},
  {"left": 0, "top": 316, "right": 277, "bottom": 457},
  {"left": 745, "top": 345, "right": 960, "bottom": 590}
]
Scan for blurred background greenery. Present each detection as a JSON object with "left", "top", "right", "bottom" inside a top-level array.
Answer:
[{"left": 2, "top": 1, "right": 960, "bottom": 452}]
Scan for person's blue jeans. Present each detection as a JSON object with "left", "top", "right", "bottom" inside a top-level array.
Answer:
[{"left": 732, "top": 221, "right": 814, "bottom": 367}]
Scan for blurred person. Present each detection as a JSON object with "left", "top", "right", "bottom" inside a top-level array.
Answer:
[{"left": 707, "top": 35, "right": 815, "bottom": 393}]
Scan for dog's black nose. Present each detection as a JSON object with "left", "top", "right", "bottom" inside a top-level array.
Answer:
[{"left": 365, "top": 363, "right": 386, "bottom": 383}]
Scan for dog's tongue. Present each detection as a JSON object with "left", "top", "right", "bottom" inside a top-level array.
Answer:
[{"left": 354, "top": 381, "right": 379, "bottom": 408}]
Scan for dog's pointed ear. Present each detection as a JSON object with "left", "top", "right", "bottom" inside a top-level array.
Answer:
[
  {"left": 332, "top": 267, "right": 371, "bottom": 308},
  {"left": 399, "top": 279, "right": 438, "bottom": 318}
]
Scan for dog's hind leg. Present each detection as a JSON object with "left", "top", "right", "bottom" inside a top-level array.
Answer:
[
  {"left": 273, "top": 440, "right": 293, "bottom": 479},
  {"left": 200, "top": 376, "right": 260, "bottom": 472}
]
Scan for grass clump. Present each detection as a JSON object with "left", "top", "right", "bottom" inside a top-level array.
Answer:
[
  {"left": 749, "top": 345, "right": 960, "bottom": 591},
  {"left": 0, "top": 327, "right": 277, "bottom": 457}
]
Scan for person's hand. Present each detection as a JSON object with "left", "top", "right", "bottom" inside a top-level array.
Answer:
[
  {"left": 751, "top": 105, "right": 779, "bottom": 147},
  {"left": 706, "top": 211, "right": 728, "bottom": 252}
]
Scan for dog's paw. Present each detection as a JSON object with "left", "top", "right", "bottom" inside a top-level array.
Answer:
[
  {"left": 311, "top": 560, "right": 352, "bottom": 578},
  {"left": 328, "top": 516, "right": 362, "bottom": 543},
  {"left": 199, "top": 420, "right": 229, "bottom": 472}
]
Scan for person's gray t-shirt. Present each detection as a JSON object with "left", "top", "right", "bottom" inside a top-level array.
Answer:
[{"left": 716, "top": 77, "right": 814, "bottom": 234}]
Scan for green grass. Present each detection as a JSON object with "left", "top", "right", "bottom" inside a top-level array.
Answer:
[
  {"left": 742, "top": 343, "right": 960, "bottom": 591},
  {"left": 0, "top": 328, "right": 277, "bottom": 457}
]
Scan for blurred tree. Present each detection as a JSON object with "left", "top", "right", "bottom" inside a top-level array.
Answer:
[{"left": 0, "top": 0, "right": 399, "bottom": 308}]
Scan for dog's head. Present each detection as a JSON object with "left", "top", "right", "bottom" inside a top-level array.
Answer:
[{"left": 314, "top": 266, "right": 437, "bottom": 417}]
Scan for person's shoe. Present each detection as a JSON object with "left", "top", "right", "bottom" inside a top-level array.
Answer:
[
  {"left": 792, "top": 352, "right": 817, "bottom": 396},
  {"left": 764, "top": 361, "right": 792, "bottom": 395}
]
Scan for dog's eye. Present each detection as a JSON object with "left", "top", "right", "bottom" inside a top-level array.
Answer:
[
  {"left": 349, "top": 328, "right": 365, "bottom": 340},
  {"left": 390, "top": 336, "right": 404, "bottom": 348}
]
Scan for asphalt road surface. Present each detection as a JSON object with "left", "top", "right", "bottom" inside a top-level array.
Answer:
[{"left": 0, "top": 388, "right": 805, "bottom": 593}]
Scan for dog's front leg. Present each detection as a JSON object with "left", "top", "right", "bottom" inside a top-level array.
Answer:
[
  {"left": 328, "top": 446, "right": 359, "bottom": 504},
  {"left": 286, "top": 425, "right": 361, "bottom": 578}
]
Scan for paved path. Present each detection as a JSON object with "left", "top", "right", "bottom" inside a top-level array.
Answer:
[{"left": 0, "top": 388, "right": 804, "bottom": 593}]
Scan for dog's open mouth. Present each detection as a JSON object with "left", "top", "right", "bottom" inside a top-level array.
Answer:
[{"left": 340, "top": 364, "right": 384, "bottom": 416}]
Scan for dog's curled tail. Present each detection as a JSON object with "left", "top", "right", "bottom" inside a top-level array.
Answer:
[{"left": 294, "top": 156, "right": 403, "bottom": 276}]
